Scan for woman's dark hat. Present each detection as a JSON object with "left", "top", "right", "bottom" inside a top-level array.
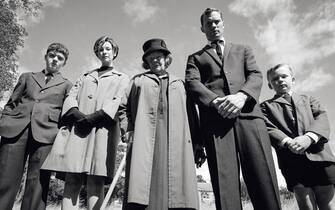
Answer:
[{"left": 142, "top": 38, "right": 171, "bottom": 62}]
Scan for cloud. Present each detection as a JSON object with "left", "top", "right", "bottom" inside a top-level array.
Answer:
[
  {"left": 229, "top": 0, "right": 335, "bottom": 92},
  {"left": 294, "top": 68, "right": 333, "bottom": 92},
  {"left": 83, "top": 56, "right": 100, "bottom": 73},
  {"left": 17, "top": 0, "right": 66, "bottom": 26},
  {"left": 123, "top": 0, "right": 158, "bottom": 24}
]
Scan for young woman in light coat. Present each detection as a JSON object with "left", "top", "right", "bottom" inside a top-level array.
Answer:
[
  {"left": 42, "top": 36, "right": 129, "bottom": 210},
  {"left": 119, "top": 38, "right": 199, "bottom": 210}
]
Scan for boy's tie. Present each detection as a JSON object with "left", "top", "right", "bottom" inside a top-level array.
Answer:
[{"left": 45, "top": 73, "right": 53, "bottom": 84}]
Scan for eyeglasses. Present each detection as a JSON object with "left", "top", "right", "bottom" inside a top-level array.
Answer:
[{"left": 146, "top": 54, "right": 165, "bottom": 62}]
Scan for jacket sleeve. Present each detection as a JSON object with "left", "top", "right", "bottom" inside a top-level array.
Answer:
[
  {"left": 61, "top": 75, "right": 85, "bottom": 116},
  {"left": 186, "top": 96, "right": 203, "bottom": 148},
  {"left": 306, "top": 95, "right": 330, "bottom": 143},
  {"left": 260, "top": 101, "right": 289, "bottom": 148},
  {"left": 118, "top": 78, "right": 137, "bottom": 136},
  {"left": 2, "top": 73, "right": 27, "bottom": 112},
  {"left": 185, "top": 55, "right": 218, "bottom": 107},
  {"left": 239, "top": 46, "right": 263, "bottom": 105},
  {"left": 101, "top": 74, "right": 130, "bottom": 120}
]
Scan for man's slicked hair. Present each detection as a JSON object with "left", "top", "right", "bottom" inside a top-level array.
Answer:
[{"left": 200, "top": 8, "right": 224, "bottom": 26}]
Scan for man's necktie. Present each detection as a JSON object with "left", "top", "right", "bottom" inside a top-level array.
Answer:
[
  {"left": 45, "top": 73, "right": 53, "bottom": 84},
  {"left": 211, "top": 40, "right": 224, "bottom": 60},
  {"left": 282, "top": 94, "right": 297, "bottom": 134}
]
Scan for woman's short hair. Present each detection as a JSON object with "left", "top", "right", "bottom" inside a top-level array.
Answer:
[{"left": 93, "top": 36, "right": 119, "bottom": 60}]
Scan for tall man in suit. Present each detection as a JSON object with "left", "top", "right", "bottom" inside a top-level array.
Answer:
[
  {"left": 0, "top": 43, "right": 72, "bottom": 210},
  {"left": 185, "top": 8, "right": 281, "bottom": 210}
]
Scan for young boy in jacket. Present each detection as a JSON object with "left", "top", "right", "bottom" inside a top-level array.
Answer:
[
  {"left": 0, "top": 43, "right": 72, "bottom": 210},
  {"left": 261, "top": 63, "right": 335, "bottom": 210}
]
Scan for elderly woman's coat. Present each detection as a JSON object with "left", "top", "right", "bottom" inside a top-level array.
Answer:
[
  {"left": 42, "top": 69, "right": 129, "bottom": 178},
  {"left": 119, "top": 72, "right": 199, "bottom": 209}
]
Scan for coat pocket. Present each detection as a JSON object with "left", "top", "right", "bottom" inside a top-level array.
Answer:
[
  {"left": 49, "top": 111, "right": 60, "bottom": 123},
  {"left": 50, "top": 126, "right": 70, "bottom": 156}
]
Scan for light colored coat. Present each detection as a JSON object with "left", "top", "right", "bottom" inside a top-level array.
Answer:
[
  {"left": 119, "top": 72, "right": 199, "bottom": 209},
  {"left": 41, "top": 69, "right": 129, "bottom": 177}
]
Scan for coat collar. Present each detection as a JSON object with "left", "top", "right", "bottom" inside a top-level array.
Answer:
[
  {"left": 85, "top": 68, "right": 123, "bottom": 83},
  {"left": 271, "top": 92, "right": 302, "bottom": 106},
  {"left": 203, "top": 42, "right": 232, "bottom": 67},
  {"left": 143, "top": 71, "right": 181, "bottom": 85}
]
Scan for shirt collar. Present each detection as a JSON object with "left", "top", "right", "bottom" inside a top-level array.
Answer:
[
  {"left": 207, "top": 38, "right": 225, "bottom": 46},
  {"left": 275, "top": 90, "right": 293, "bottom": 98},
  {"left": 43, "top": 69, "right": 58, "bottom": 76}
]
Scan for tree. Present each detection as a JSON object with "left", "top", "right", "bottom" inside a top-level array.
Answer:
[{"left": 0, "top": 0, "right": 42, "bottom": 100}]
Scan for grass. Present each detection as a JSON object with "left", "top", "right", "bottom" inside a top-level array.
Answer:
[{"left": 14, "top": 197, "right": 298, "bottom": 210}]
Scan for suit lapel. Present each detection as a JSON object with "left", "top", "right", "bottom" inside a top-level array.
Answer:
[
  {"left": 291, "top": 93, "right": 304, "bottom": 135},
  {"left": 32, "top": 71, "right": 46, "bottom": 88},
  {"left": 223, "top": 42, "right": 232, "bottom": 70},
  {"left": 204, "top": 45, "right": 223, "bottom": 67}
]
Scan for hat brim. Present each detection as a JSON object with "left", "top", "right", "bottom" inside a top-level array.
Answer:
[{"left": 142, "top": 48, "right": 171, "bottom": 62}]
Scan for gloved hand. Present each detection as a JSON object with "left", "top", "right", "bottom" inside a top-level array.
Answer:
[
  {"left": 75, "top": 110, "right": 108, "bottom": 135},
  {"left": 61, "top": 107, "right": 85, "bottom": 126}
]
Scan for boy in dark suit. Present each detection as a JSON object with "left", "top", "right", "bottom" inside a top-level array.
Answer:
[
  {"left": 0, "top": 43, "right": 72, "bottom": 210},
  {"left": 185, "top": 7, "right": 281, "bottom": 210},
  {"left": 261, "top": 63, "right": 335, "bottom": 210}
]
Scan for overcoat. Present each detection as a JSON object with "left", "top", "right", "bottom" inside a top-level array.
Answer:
[
  {"left": 118, "top": 72, "right": 199, "bottom": 209},
  {"left": 0, "top": 71, "right": 72, "bottom": 143},
  {"left": 41, "top": 69, "right": 129, "bottom": 177},
  {"left": 260, "top": 93, "right": 335, "bottom": 169}
]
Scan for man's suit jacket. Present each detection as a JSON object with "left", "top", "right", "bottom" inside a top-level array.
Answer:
[
  {"left": 261, "top": 93, "right": 335, "bottom": 166},
  {"left": 185, "top": 42, "right": 264, "bottom": 133},
  {"left": 0, "top": 71, "right": 72, "bottom": 144}
]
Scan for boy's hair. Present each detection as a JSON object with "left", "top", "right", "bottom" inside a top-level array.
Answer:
[
  {"left": 200, "top": 8, "right": 224, "bottom": 26},
  {"left": 266, "top": 63, "right": 294, "bottom": 81},
  {"left": 93, "top": 36, "right": 119, "bottom": 60},
  {"left": 46, "top": 43, "right": 69, "bottom": 63}
]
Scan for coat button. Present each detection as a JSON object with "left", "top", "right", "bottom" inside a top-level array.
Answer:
[{"left": 88, "top": 95, "right": 93, "bottom": 99}]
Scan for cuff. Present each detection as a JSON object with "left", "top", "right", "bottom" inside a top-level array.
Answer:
[{"left": 305, "top": 132, "right": 320, "bottom": 144}]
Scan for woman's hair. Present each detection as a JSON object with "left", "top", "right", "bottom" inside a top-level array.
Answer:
[
  {"left": 93, "top": 36, "right": 119, "bottom": 60},
  {"left": 142, "top": 52, "right": 173, "bottom": 70}
]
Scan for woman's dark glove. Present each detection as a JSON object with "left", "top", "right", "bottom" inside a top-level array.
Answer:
[
  {"left": 75, "top": 110, "right": 109, "bottom": 134},
  {"left": 61, "top": 107, "right": 85, "bottom": 126}
]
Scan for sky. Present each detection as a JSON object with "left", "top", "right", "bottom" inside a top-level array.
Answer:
[{"left": 5, "top": 0, "right": 335, "bottom": 185}]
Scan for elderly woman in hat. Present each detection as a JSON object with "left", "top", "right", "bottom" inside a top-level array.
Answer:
[
  {"left": 119, "top": 38, "right": 199, "bottom": 210},
  {"left": 41, "top": 36, "right": 129, "bottom": 210}
]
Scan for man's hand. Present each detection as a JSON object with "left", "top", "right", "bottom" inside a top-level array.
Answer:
[
  {"left": 122, "top": 131, "right": 134, "bottom": 143},
  {"left": 216, "top": 92, "right": 248, "bottom": 119},
  {"left": 194, "top": 144, "right": 206, "bottom": 168},
  {"left": 287, "top": 135, "right": 313, "bottom": 154}
]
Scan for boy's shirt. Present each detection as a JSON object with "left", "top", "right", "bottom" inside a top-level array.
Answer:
[{"left": 260, "top": 92, "right": 335, "bottom": 164}]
